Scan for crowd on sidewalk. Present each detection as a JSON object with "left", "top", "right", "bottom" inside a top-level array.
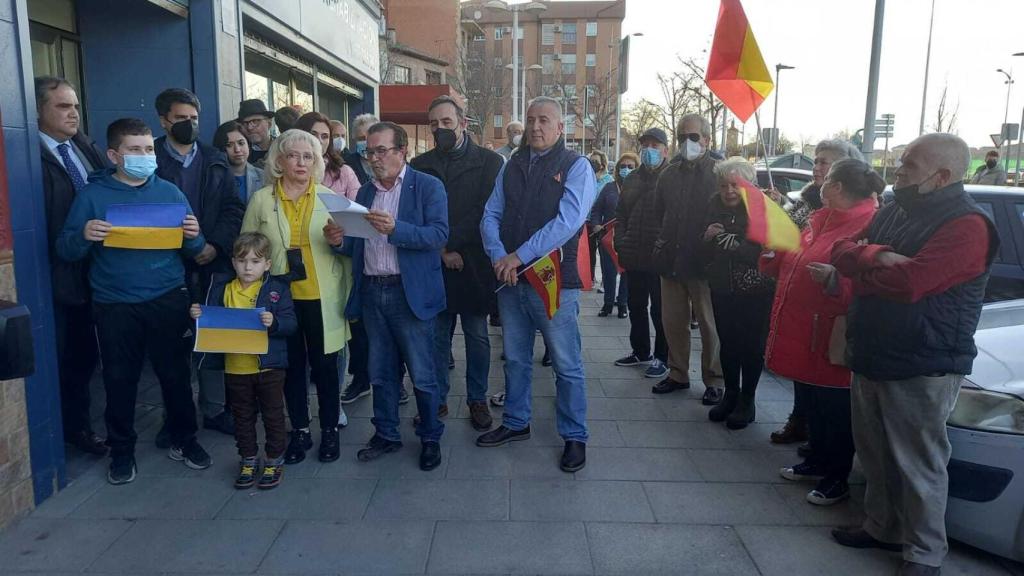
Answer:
[{"left": 38, "top": 71, "right": 996, "bottom": 576}]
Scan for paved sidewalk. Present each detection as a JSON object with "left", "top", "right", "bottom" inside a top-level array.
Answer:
[{"left": 2, "top": 290, "right": 1022, "bottom": 575}]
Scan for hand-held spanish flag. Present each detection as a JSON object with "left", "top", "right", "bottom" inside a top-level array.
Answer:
[
  {"left": 524, "top": 250, "right": 562, "bottom": 320},
  {"left": 104, "top": 203, "right": 186, "bottom": 249},
  {"left": 576, "top": 229, "right": 592, "bottom": 291},
  {"left": 705, "top": 0, "right": 774, "bottom": 123},
  {"left": 599, "top": 221, "right": 624, "bottom": 273},
  {"left": 194, "top": 305, "right": 269, "bottom": 355},
  {"left": 735, "top": 177, "right": 800, "bottom": 252}
]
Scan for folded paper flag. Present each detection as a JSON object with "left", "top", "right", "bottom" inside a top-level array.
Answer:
[
  {"left": 104, "top": 203, "right": 186, "bottom": 249},
  {"left": 194, "top": 305, "right": 269, "bottom": 355}
]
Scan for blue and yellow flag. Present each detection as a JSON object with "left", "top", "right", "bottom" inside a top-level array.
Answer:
[
  {"left": 194, "top": 306, "right": 269, "bottom": 355},
  {"left": 104, "top": 203, "right": 186, "bottom": 249}
]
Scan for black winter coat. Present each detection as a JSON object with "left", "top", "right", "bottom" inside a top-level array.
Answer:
[
  {"left": 42, "top": 131, "right": 111, "bottom": 306},
  {"left": 651, "top": 154, "right": 718, "bottom": 279},
  {"left": 614, "top": 162, "right": 668, "bottom": 273},
  {"left": 410, "top": 136, "right": 503, "bottom": 315},
  {"left": 701, "top": 195, "right": 774, "bottom": 295}
]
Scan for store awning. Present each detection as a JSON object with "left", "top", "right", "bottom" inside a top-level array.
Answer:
[{"left": 379, "top": 85, "right": 466, "bottom": 125}]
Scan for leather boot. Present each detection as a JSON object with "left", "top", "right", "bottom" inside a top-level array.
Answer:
[
  {"left": 726, "top": 391, "right": 757, "bottom": 429},
  {"left": 708, "top": 385, "right": 739, "bottom": 422}
]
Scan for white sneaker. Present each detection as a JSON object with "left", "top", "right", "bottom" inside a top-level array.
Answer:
[
  {"left": 489, "top": 392, "right": 505, "bottom": 407},
  {"left": 338, "top": 406, "right": 348, "bottom": 428}
]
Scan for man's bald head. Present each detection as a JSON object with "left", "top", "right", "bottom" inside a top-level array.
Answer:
[{"left": 895, "top": 132, "right": 971, "bottom": 194}]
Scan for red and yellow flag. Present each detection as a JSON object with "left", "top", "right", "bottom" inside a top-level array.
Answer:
[
  {"left": 524, "top": 249, "right": 562, "bottom": 319},
  {"left": 576, "top": 229, "right": 592, "bottom": 291},
  {"left": 600, "top": 222, "right": 624, "bottom": 273},
  {"left": 736, "top": 177, "right": 800, "bottom": 252},
  {"left": 705, "top": 0, "right": 774, "bottom": 123}
]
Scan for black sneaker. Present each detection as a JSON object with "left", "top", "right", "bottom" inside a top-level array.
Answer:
[
  {"left": 598, "top": 305, "right": 613, "bottom": 317},
  {"left": 319, "top": 427, "right": 340, "bottom": 463},
  {"left": 614, "top": 353, "right": 652, "bottom": 367},
  {"left": 651, "top": 377, "right": 690, "bottom": 394},
  {"left": 341, "top": 382, "right": 371, "bottom": 404},
  {"left": 357, "top": 434, "right": 403, "bottom": 462},
  {"left": 169, "top": 437, "right": 211, "bottom": 470},
  {"left": 476, "top": 425, "right": 531, "bottom": 447},
  {"left": 617, "top": 305, "right": 628, "bottom": 319},
  {"left": 258, "top": 461, "right": 284, "bottom": 490},
  {"left": 780, "top": 462, "right": 827, "bottom": 482},
  {"left": 107, "top": 455, "right": 137, "bottom": 485},
  {"left": 285, "top": 429, "right": 313, "bottom": 464},
  {"left": 807, "top": 478, "right": 850, "bottom": 506},
  {"left": 560, "top": 440, "right": 586, "bottom": 472},
  {"left": 234, "top": 458, "right": 258, "bottom": 489}
]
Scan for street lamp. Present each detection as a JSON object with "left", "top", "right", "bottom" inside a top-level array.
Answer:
[
  {"left": 485, "top": 0, "right": 547, "bottom": 124},
  {"left": 770, "top": 63, "right": 795, "bottom": 157},
  {"left": 998, "top": 68, "right": 1014, "bottom": 172},
  {"left": 612, "top": 32, "right": 643, "bottom": 160},
  {"left": 506, "top": 62, "right": 543, "bottom": 122}
]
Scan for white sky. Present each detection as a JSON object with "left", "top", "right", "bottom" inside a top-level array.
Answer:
[{"left": 620, "top": 0, "right": 1024, "bottom": 149}]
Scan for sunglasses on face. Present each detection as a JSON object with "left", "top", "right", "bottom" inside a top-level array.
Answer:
[{"left": 678, "top": 133, "right": 701, "bottom": 143}]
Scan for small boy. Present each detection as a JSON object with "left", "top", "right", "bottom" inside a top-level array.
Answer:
[{"left": 191, "top": 232, "right": 296, "bottom": 489}]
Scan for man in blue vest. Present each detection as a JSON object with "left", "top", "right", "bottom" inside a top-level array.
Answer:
[
  {"left": 478, "top": 96, "right": 597, "bottom": 472},
  {"left": 830, "top": 133, "right": 999, "bottom": 576}
]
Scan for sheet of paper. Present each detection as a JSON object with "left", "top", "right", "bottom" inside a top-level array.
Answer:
[{"left": 317, "top": 193, "right": 383, "bottom": 240}]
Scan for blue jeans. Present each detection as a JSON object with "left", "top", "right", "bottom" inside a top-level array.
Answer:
[
  {"left": 435, "top": 311, "right": 491, "bottom": 405},
  {"left": 599, "top": 244, "right": 627, "bottom": 308},
  {"left": 498, "top": 283, "right": 588, "bottom": 442},
  {"left": 361, "top": 279, "right": 443, "bottom": 443}
]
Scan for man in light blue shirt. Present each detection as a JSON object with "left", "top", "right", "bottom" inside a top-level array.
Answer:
[{"left": 478, "top": 96, "right": 596, "bottom": 473}]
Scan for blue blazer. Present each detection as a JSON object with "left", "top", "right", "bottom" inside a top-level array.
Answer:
[{"left": 343, "top": 166, "right": 449, "bottom": 321}]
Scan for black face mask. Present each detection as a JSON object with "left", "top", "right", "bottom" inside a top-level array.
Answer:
[
  {"left": 433, "top": 128, "right": 457, "bottom": 153},
  {"left": 986, "top": 159, "right": 998, "bottom": 169},
  {"left": 171, "top": 119, "right": 199, "bottom": 145},
  {"left": 892, "top": 171, "right": 939, "bottom": 212}
]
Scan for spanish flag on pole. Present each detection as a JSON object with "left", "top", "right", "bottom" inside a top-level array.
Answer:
[
  {"left": 524, "top": 249, "right": 562, "bottom": 319},
  {"left": 735, "top": 177, "right": 800, "bottom": 252},
  {"left": 705, "top": 0, "right": 774, "bottom": 123}
]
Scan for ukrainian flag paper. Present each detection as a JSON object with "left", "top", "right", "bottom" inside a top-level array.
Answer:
[
  {"left": 104, "top": 203, "right": 186, "bottom": 249},
  {"left": 194, "top": 305, "right": 269, "bottom": 355}
]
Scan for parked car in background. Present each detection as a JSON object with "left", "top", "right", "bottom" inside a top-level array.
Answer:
[{"left": 756, "top": 167, "right": 814, "bottom": 201}]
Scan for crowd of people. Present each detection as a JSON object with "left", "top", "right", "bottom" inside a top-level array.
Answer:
[{"left": 38, "top": 71, "right": 997, "bottom": 575}]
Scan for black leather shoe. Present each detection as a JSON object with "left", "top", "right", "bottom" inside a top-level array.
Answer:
[
  {"left": 419, "top": 441, "right": 442, "bottom": 471},
  {"left": 67, "top": 431, "right": 108, "bottom": 455},
  {"left": 651, "top": 377, "right": 690, "bottom": 394},
  {"left": 476, "top": 425, "right": 531, "bottom": 447},
  {"left": 598, "top": 306, "right": 612, "bottom": 317},
  {"left": 830, "top": 528, "right": 902, "bottom": 552},
  {"left": 357, "top": 434, "right": 403, "bottom": 462},
  {"left": 560, "top": 440, "right": 586, "bottom": 472},
  {"left": 617, "top": 305, "right": 628, "bottom": 318},
  {"left": 284, "top": 429, "right": 313, "bottom": 464},
  {"left": 318, "top": 427, "right": 340, "bottom": 462}
]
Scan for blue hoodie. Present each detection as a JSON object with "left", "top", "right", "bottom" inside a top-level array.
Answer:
[{"left": 57, "top": 168, "right": 206, "bottom": 304}]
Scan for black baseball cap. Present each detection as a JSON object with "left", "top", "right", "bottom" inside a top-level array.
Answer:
[{"left": 639, "top": 127, "right": 668, "bottom": 146}]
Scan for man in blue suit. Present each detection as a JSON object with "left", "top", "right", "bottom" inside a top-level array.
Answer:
[{"left": 332, "top": 121, "right": 449, "bottom": 471}]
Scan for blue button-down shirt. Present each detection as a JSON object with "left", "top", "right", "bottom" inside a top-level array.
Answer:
[
  {"left": 163, "top": 137, "right": 198, "bottom": 168},
  {"left": 480, "top": 148, "right": 596, "bottom": 265}
]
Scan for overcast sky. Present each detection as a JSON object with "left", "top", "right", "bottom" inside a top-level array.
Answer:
[{"left": 619, "top": 0, "right": 1024, "bottom": 149}]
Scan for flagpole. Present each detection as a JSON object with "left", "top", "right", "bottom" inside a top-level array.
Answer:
[{"left": 753, "top": 110, "right": 775, "bottom": 191}]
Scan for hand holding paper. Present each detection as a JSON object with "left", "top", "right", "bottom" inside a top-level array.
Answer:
[{"left": 317, "top": 193, "right": 382, "bottom": 240}]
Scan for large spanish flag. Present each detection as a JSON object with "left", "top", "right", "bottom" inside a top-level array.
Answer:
[
  {"left": 736, "top": 177, "right": 800, "bottom": 252},
  {"left": 194, "top": 305, "right": 269, "bottom": 355},
  {"left": 705, "top": 0, "right": 774, "bottom": 123},
  {"left": 104, "top": 203, "right": 186, "bottom": 250},
  {"left": 524, "top": 250, "right": 562, "bottom": 320}
]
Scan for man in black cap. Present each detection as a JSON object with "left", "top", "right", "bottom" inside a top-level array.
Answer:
[
  {"left": 613, "top": 127, "right": 673, "bottom": 381},
  {"left": 237, "top": 99, "right": 275, "bottom": 167}
]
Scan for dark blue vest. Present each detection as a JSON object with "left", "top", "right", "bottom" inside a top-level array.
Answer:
[
  {"left": 499, "top": 139, "right": 583, "bottom": 289},
  {"left": 848, "top": 182, "right": 999, "bottom": 380}
]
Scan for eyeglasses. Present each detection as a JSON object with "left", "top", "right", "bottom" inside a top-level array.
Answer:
[
  {"left": 678, "top": 133, "right": 701, "bottom": 143},
  {"left": 240, "top": 118, "right": 268, "bottom": 128},
  {"left": 284, "top": 152, "right": 316, "bottom": 163},
  {"left": 360, "top": 146, "right": 400, "bottom": 159}
]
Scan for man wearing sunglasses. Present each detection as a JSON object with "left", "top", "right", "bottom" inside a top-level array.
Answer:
[{"left": 650, "top": 114, "right": 723, "bottom": 405}]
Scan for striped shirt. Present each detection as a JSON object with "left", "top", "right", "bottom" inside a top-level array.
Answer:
[{"left": 364, "top": 164, "right": 406, "bottom": 276}]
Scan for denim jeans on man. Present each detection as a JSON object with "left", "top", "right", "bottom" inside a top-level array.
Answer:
[
  {"left": 362, "top": 277, "right": 443, "bottom": 442},
  {"left": 498, "top": 283, "right": 587, "bottom": 441},
  {"left": 435, "top": 311, "right": 490, "bottom": 405}
]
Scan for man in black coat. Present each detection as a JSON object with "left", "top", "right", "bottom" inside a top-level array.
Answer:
[
  {"left": 153, "top": 88, "right": 244, "bottom": 437},
  {"left": 36, "top": 76, "right": 110, "bottom": 455},
  {"left": 410, "top": 96, "right": 503, "bottom": 431}
]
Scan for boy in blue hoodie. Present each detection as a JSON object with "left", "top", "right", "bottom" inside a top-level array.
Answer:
[{"left": 57, "top": 118, "right": 211, "bottom": 485}]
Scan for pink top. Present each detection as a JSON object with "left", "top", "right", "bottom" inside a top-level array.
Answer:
[
  {"left": 322, "top": 163, "right": 361, "bottom": 200},
  {"left": 363, "top": 165, "right": 406, "bottom": 276}
]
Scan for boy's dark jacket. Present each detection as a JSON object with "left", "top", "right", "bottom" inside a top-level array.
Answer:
[{"left": 196, "top": 272, "right": 297, "bottom": 371}]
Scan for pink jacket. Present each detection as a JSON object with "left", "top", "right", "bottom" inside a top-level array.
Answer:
[{"left": 323, "top": 164, "right": 361, "bottom": 200}]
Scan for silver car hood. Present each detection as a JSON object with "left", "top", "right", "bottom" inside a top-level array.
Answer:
[{"left": 967, "top": 300, "right": 1024, "bottom": 400}]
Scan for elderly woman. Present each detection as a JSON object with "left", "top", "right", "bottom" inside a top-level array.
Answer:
[
  {"left": 702, "top": 157, "right": 776, "bottom": 429},
  {"left": 241, "top": 129, "right": 351, "bottom": 465},
  {"left": 762, "top": 158, "right": 882, "bottom": 505},
  {"left": 294, "top": 112, "right": 360, "bottom": 200},
  {"left": 772, "top": 138, "right": 865, "bottom": 448},
  {"left": 591, "top": 152, "right": 639, "bottom": 318}
]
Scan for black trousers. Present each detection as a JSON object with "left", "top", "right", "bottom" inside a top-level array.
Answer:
[
  {"left": 791, "top": 380, "right": 812, "bottom": 421},
  {"left": 625, "top": 270, "right": 667, "bottom": 361},
  {"left": 93, "top": 287, "right": 197, "bottom": 458},
  {"left": 54, "top": 301, "right": 99, "bottom": 438},
  {"left": 806, "top": 384, "right": 855, "bottom": 483},
  {"left": 286, "top": 299, "right": 340, "bottom": 430},
  {"left": 710, "top": 291, "right": 772, "bottom": 395},
  {"left": 347, "top": 317, "right": 370, "bottom": 388}
]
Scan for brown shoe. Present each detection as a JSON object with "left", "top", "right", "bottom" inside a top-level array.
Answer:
[
  {"left": 469, "top": 402, "right": 493, "bottom": 431},
  {"left": 413, "top": 404, "right": 448, "bottom": 426},
  {"left": 770, "top": 415, "right": 808, "bottom": 444}
]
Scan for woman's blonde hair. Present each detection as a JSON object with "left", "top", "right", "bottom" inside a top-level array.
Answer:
[
  {"left": 263, "top": 128, "right": 325, "bottom": 186},
  {"left": 714, "top": 156, "right": 756, "bottom": 183}
]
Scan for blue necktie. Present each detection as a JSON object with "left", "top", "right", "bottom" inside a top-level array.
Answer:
[{"left": 57, "top": 143, "right": 87, "bottom": 191}]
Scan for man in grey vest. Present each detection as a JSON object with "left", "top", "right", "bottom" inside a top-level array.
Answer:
[
  {"left": 478, "top": 97, "right": 596, "bottom": 472},
  {"left": 830, "top": 133, "right": 999, "bottom": 576}
]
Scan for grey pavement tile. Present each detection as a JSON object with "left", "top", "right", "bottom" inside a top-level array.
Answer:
[
  {"left": 574, "top": 447, "right": 702, "bottom": 481},
  {"left": 315, "top": 444, "right": 451, "bottom": 479},
  {"left": 616, "top": 420, "right": 734, "bottom": 449},
  {"left": 216, "top": 478, "right": 377, "bottom": 520},
  {"left": 69, "top": 476, "right": 235, "bottom": 520},
  {"left": 641, "top": 395, "right": 714, "bottom": 420},
  {"left": 687, "top": 448, "right": 796, "bottom": 483},
  {"left": 364, "top": 479, "right": 508, "bottom": 520},
  {"left": 573, "top": 335, "right": 630, "bottom": 350},
  {"left": 446, "top": 445, "right": 568, "bottom": 479},
  {"left": 337, "top": 416, "right": 379, "bottom": 444},
  {"left": 772, "top": 483, "right": 866, "bottom": 527},
  {"left": 582, "top": 397, "right": 667, "bottom": 421},
  {"left": 736, "top": 525, "right": 897, "bottom": 576},
  {"left": 510, "top": 479, "right": 654, "bottom": 522},
  {"left": 945, "top": 542, "right": 1021, "bottom": 576},
  {"left": 586, "top": 522, "right": 760, "bottom": 575},
  {"left": 593, "top": 377, "right": 653, "bottom": 399},
  {"left": 643, "top": 481, "right": 801, "bottom": 525},
  {"left": 584, "top": 347, "right": 641, "bottom": 363},
  {"left": 722, "top": 421, "right": 801, "bottom": 451},
  {"left": 30, "top": 471, "right": 106, "bottom": 518},
  {"left": 523, "top": 377, "right": 607, "bottom": 399},
  {"left": 89, "top": 519, "right": 282, "bottom": 574},
  {"left": 258, "top": 519, "right": 434, "bottom": 574},
  {"left": 427, "top": 521, "right": 591, "bottom": 574},
  {"left": 0, "top": 518, "right": 133, "bottom": 572},
  {"left": 513, "top": 418, "right": 624, "bottom": 448},
  {"left": 755, "top": 399, "right": 793, "bottom": 423}
]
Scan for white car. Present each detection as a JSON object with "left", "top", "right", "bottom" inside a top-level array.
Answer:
[{"left": 945, "top": 298, "right": 1024, "bottom": 561}]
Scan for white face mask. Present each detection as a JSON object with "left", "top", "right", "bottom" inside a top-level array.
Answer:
[
  {"left": 511, "top": 134, "right": 522, "bottom": 147},
  {"left": 684, "top": 139, "right": 703, "bottom": 161},
  {"left": 333, "top": 136, "right": 346, "bottom": 153}
]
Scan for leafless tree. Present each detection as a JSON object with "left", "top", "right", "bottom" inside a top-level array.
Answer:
[
  {"left": 679, "top": 58, "right": 725, "bottom": 150},
  {"left": 931, "top": 82, "right": 960, "bottom": 134},
  {"left": 458, "top": 40, "right": 509, "bottom": 142},
  {"left": 621, "top": 99, "right": 663, "bottom": 152}
]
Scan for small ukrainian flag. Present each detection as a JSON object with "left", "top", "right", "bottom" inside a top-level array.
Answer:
[
  {"left": 194, "top": 306, "right": 269, "bottom": 355},
  {"left": 104, "top": 203, "right": 186, "bottom": 250}
]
